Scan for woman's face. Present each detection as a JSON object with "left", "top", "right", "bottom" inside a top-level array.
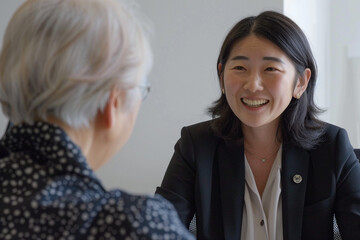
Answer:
[{"left": 221, "top": 35, "right": 298, "bottom": 130}]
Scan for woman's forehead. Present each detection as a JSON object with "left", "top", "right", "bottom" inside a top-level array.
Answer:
[{"left": 228, "top": 35, "right": 291, "bottom": 64}]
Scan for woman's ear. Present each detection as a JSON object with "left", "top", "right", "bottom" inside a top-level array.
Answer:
[
  {"left": 218, "top": 63, "right": 225, "bottom": 93},
  {"left": 103, "top": 88, "right": 121, "bottom": 129},
  {"left": 293, "top": 68, "right": 311, "bottom": 99}
]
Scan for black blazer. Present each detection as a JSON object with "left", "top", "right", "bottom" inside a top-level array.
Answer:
[{"left": 156, "top": 120, "right": 360, "bottom": 240}]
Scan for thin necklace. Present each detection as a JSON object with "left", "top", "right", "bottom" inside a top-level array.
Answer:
[{"left": 244, "top": 143, "right": 280, "bottom": 163}]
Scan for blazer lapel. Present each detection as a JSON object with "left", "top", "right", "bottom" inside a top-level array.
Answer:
[
  {"left": 281, "top": 144, "right": 310, "bottom": 240},
  {"left": 217, "top": 139, "right": 245, "bottom": 240}
]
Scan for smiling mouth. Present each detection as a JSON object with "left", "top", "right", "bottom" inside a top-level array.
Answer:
[{"left": 241, "top": 98, "right": 269, "bottom": 107}]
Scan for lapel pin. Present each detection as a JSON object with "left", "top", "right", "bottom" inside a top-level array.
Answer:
[{"left": 293, "top": 174, "right": 302, "bottom": 184}]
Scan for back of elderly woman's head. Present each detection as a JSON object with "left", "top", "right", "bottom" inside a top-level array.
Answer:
[{"left": 0, "top": 0, "right": 152, "bottom": 128}]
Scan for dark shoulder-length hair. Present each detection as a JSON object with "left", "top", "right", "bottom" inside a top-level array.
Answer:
[{"left": 208, "top": 11, "right": 325, "bottom": 150}]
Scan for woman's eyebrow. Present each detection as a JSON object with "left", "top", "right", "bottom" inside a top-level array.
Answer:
[
  {"left": 263, "top": 56, "right": 285, "bottom": 64},
  {"left": 230, "top": 56, "right": 285, "bottom": 64},
  {"left": 230, "top": 55, "right": 249, "bottom": 61}
]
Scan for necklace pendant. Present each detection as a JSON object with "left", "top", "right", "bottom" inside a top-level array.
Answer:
[{"left": 261, "top": 158, "right": 266, "bottom": 163}]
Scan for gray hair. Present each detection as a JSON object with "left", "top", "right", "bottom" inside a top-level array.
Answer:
[{"left": 0, "top": 0, "right": 152, "bottom": 128}]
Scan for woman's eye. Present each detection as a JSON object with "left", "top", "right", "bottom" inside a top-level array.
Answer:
[
  {"left": 265, "top": 67, "right": 278, "bottom": 71},
  {"left": 233, "top": 66, "right": 245, "bottom": 71}
]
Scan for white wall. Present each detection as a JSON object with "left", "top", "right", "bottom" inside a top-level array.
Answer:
[
  {"left": 284, "top": 0, "right": 360, "bottom": 147},
  {"left": 0, "top": 0, "right": 283, "bottom": 194},
  {"left": 329, "top": 0, "right": 360, "bottom": 147},
  {"left": 284, "top": 0, "right": 331, "bottom": 120}
]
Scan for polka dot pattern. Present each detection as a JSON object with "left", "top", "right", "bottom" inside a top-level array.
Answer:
[{"left": 0, "top": 122, "right": 194, "bottom": 239}]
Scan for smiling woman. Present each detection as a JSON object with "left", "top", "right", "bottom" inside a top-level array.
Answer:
[
  {"left": 156, "top": 11, "right": 360, "bottom": 240},
  {"left": 220, "top": 34, "right": 311, "bottom": 196},
  {"left": 221, "top": 35, "right": 310, "bottom": 134}
]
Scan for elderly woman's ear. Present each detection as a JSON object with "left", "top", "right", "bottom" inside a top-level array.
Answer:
[{"left": 101, "top": 88, "right": 122, "bottom": 129}]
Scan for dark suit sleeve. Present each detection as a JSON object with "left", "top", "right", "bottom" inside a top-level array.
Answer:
[
  {"left": 156, "top": 127, "right": 196, "bottom": 227},
  {"left": 334, "top": 128, "right": 360, "bottom": 239}
]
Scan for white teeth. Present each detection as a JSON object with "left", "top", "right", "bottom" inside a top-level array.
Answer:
[{"left": 242, "top": 98, "right": 269, "bottom": 107}]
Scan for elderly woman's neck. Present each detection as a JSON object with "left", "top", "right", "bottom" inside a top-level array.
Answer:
[{"left": 46, "top": 116, "right": 98, "bottom": 169}]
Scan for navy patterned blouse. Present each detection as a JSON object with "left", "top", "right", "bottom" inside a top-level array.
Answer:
[{"left": 0, "top": 122, "right": 195, "bottom": 240}]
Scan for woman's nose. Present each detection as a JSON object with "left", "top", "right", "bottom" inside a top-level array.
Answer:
[{"left": 243, "top": 72, "right": 263, "bottom": 92}]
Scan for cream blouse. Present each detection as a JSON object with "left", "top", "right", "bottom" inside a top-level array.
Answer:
[{"left": 241, "top": 145, "right": 283, "bottom": 240}]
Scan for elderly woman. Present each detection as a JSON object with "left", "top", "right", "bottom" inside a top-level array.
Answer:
[
  {"left": 0, "top": 0, "right": 194, "bottom": 239},
  {"left": 157, "top": 11, "right": 360, "bottom": 240}
]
